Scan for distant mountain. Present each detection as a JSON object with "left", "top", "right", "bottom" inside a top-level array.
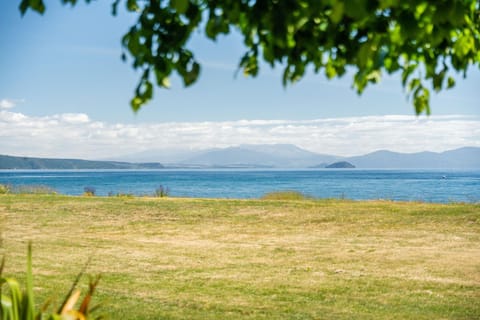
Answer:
[
  {"left": 346, "top": 147, "right": 480, "bottom": 168},
  {"left": 2, "top": 146, "right": 478, "bottom": 170},
  {"left": 180, "top": 144, "right": 340, "bottom": 168},
  {"left": 110, "top": 148, "right": 206, "bottom": 163},
  {"left": 326, "top": 161, "right": 355, "bottom": 168},
  {"left": 440, "top": 147, "right": 480, "bottom": 168},
  {"left": 0, "top": 154, "right": 164, "bottom": 170}
]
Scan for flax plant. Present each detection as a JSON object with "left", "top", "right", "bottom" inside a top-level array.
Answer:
[{"left": 0, "top": 244, "right": 102, "bottom": 320}]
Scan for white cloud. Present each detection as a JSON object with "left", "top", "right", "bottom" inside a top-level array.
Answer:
[
  {"left": 0, "top": 99, "right": 19, "bottom": 109},
  {"left": 0, "top": 110, "right": 479, "bottom": 159},
  {"left": 55, "top": 113, "right": 90, "bottom": 124}
]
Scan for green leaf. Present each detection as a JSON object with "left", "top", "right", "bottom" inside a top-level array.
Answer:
[
  {"left": 344, "top": 0, "right": 368, "bottom": 20},
  {"left": 447, "top": 76, "right": 455, "bottom": 89},
  {"left": 366, "top": 70, "right": 381, "bottom": 83},
  {"left": 379, "top": 0, "right": 399, "bottom": 9},
  {"left": 142, "top": 81, "right": 153, "bottom": 100},
  {"left": 2, "top": 278, "right": 22, "bottom": 320},
  {"left": 183, "top": 62, "right": 200, "bottom": 86},
  {"left": 454, "top": 33, "right": 474, "bottom": 58},
  {"left": 126, "top": 0, "right": 139, "bottom": 12},
  {"left": 433, "top": 70, "right": 446, "bottom": 92},
  {"left": 330, "top": 1, "right": 344, "bottom": 24},
  {"left": 414, "top": 2, "right": 428, "bottom": 18},
  {"left": 155, "top": 68, "right": 171, "bottom": 88},
  {"left": 407, "top": 78, "right": 421, "bottom": 93},
  {"left": 413, "top": 86, "right": 430, "bottom": 115},
  {"left": 240, "top": 52, "right": 259, "bottom": 77},
  {"left": 401, "top": 64, "right": 417, "bottom": 87},
  {"left": 353, "top": 71, "right": 367, "bottom": 94},
  {"left": 325, "top": 62, "right": 336, "bottom": 79},
  {"left": 131, "top": 74, "right": 154, "bottom": 112},
  {"left": 19, "top": 0, "right": 46, "bottom": 15},
  {"left": 19, "top": 0, "right": 30, "bottom": 16},
  {"left": 161, "top": 77, "right": 171, "bottom": 88},
  {"left": 357, "top": 42, "right": 373, "bottom": 68},
  {"left": 170, "top": 0, "right": 189, "bottom": 14},
  {"left": 130, "top": 97, "right": 143, "bottom": 112},
  {"left": 206, "top": 17, "right": 219, "bottom": 39},
  {"left": 111, "top": 0, "right": 121, "bottom": 16},
  {"left": 25, "top": 243, "right": 35, "bottom": 320},
  {"left": 433, "top": 2, "right": 450, "bottom": 23},
  {"left": 282, "top": 66, "right": 291, "bottom": 87}
]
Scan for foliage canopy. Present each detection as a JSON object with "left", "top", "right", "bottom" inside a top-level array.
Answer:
[{"left": 20, "top": 0, "right": 480, "bottom": 114}]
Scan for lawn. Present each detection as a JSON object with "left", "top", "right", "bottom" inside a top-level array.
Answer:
[{"left": 1, "top": 194, "right": 479, "bottom": 319}]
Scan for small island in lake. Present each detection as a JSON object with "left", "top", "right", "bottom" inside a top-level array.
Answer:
[{"left": 325, "top": 161, "right": 356, "bottom": 168}]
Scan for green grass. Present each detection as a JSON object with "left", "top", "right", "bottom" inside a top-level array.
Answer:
[
  {"left": 1, "top": 194, "right": 479, "bottom": 319},
  {"left": 261, "top": 190, "right": 312, "bottom": 200},
  {"left": 0, "top": 184, "right": 57, "bottom": 195}
]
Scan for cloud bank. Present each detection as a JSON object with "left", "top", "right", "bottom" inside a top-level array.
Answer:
[{"left": 1, "top": 110, "right": 479, "bottom": 159}]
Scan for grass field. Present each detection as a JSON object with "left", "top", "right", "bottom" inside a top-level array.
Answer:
[{"left": 0, "top": 194, "right": 479, "bottom": 319}]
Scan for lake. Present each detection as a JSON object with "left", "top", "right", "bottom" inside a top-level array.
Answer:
[{"left": 0, "top": 169, "right": 479, "bottom": 203}]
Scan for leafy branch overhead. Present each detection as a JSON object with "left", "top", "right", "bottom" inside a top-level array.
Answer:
[{"left": 20, "top": 0, "right": 480, "bottom": 114}]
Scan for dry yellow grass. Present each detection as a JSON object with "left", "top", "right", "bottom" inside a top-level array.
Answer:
[{"left": 0, "top": 194, "right": 479, "bottom": 319}]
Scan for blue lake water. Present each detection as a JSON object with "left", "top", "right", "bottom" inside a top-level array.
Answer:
[{"left": 0, "top": 169, "right": 479, "bottom": 203}]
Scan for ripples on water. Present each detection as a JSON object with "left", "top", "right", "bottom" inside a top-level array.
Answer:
[{"left": 0, "top": 169, "right": 479, "bottom": 203}]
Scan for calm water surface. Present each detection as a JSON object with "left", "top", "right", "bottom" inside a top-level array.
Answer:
[{"left": 0, "top": 169, "right": 479, "bottom": 203}]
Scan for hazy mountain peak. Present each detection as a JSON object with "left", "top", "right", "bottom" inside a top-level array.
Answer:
[{"left": 181, "top": 144, "right": 339, "bottom": 168}]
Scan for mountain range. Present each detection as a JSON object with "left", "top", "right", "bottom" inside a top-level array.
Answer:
[
  {"left": 346, "top": 147, "right": 480, "bottom": 169},
  {"left": 1, "top": 145, "right": 479, "bottom": 169},
  {"left": 116, "top": 144, "right": 480, "bottom": 169}
]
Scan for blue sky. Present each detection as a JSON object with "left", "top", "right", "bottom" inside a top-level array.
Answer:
[{"left": 0, "top": 1, "right": 479, "bottom": 158}]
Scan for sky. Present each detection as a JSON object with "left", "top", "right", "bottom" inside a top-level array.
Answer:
[{"left": 1, "top": 1, "right": 479, "bottom": 159}]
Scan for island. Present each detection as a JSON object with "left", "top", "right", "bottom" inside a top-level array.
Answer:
[{"left": 325, "top": 161, "right": 356, "bottom": 168}]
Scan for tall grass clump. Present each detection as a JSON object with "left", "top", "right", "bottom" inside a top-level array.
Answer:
[
  {"left": 83, "top": 186, "right": 96, "bottom": 197},
  {"left": 261, "top": 190, "right": 313, "bottom": 200},
  {"left": 0, "top": 185, "right": 10, "bottom": 195},
  {"left": 154, "top": 185, "right": 169, "bottom": 197},
  {"left": 0, "top": 244, "right": 102, "bottom": 320}
]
